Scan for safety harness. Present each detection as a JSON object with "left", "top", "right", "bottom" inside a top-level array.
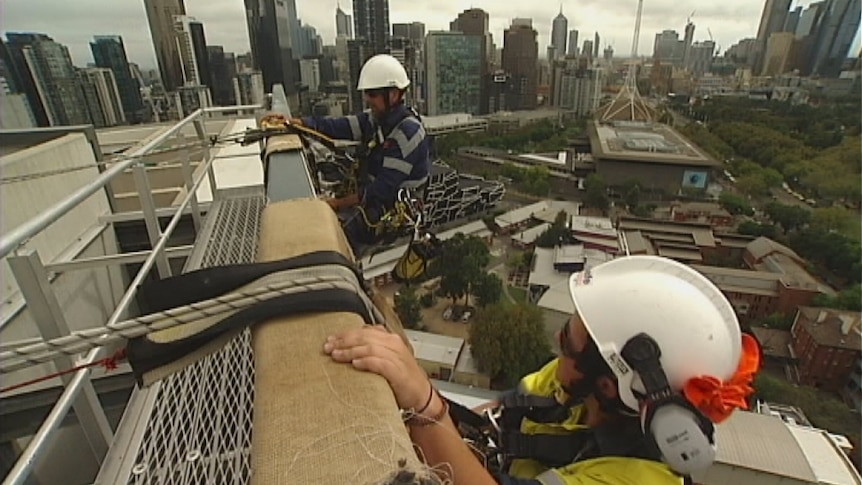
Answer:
[
  {"left": 231, "top": 113, "right": 440, "bottom": 283},
  {"left": 446, "top": 391, "right": 664, "bottom": 474}
]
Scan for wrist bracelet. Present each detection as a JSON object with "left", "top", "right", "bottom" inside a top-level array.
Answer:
[
  {"left": 404, "top": 388, "right": 449, "bottom": 427},
  {"left": 415, "top": 384, "right": 434, "bottom": 415}
]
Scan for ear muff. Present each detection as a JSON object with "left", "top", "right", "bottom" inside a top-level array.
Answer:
[
  {"left": 621, "top": 333, "right": 718, "bottom": 476},
  {"left": 641, "top": 395, "right": 716, "bottom": 476}
]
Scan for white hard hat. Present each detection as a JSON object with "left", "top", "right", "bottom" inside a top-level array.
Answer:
[
  {"left": 568, "top": 255, "right": 742, "bottom": 412},
  {"left": 357, "top": 54, "right": 410, "bottom": 91}
]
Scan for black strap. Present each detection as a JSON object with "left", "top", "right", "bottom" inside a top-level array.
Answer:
[
  {"left": 138, "top": 250, "right": 361, "bottom": 313},
  {"left": 126, "top": 286, "right": 373, "bottom": 385},
  {"left": 445, "top": 397, "right": 490, "bottom": 430},
  {"left": 502, "top": 430, "right": 594, "bottom": 468},
  {"left": 498, "top": 412, "right": 663, "bottom": 470},
  {"left": 499, "top": 392, "right": 574, "bottom": 427}
]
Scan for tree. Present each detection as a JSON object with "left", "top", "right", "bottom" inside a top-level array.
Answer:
[
  {"left": 737, "top": 220, "right": 778, "bottom": 238},
  {"left": 469, "top": 303, "right": 553, "bottom": 386},
  {"left": 623, "top": 179, "right": 641, "bottom": 211},
  {"left": 394, "top": 287, "right": 422, "bottom": 329},
  {"left": 583, "top": 174, "right": 609, "bottom": 213},
  {"left": 754, "top": 373, "right": 860, "bottom": 449},
  {"left": 812, "top": 284, "right": 862, "bottom": 312},
  {"left": 473, "top": 273, "right": 503, "bottom": 308},
  {"left": 430, "top": 233, "right": 491, "bottom": 306},
  {"left": 765, "top": 202, "right": 810, "bottom": 232},
  {"left": 535, "top": 211, "right": 570, "bottom": 248},
  {"left": 719, "top": 192, "right": 753, "bottom": 216},
  {"left": 755, "top": 312, "right": 794, "bottom": 331}
]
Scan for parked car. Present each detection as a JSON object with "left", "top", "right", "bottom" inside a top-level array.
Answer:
[
  {"left": 460, "top": 311, "right": 472, "bottom": 323},
  {"left": 442, "top": 307, "right": 453, "bottom": 320}
]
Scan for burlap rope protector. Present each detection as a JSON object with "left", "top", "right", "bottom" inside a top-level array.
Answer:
[{"left": 252, "top": 199, "right": 435, "bottom": 485}]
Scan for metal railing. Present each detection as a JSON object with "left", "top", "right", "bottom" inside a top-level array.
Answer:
[{"left": 0, "top": 102, "right": 263, "bottom": 485}]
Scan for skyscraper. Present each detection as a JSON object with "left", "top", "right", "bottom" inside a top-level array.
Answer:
[
  {"left": 502, "top": 19, "right": 538, "bottom": 110},
  {"left": 393, "top": 22, "right": 425, "bottom": 44},
  {"left": 810, "top": 0, "right": 861, "bottom": 76},
  {"left": 551, "top": 8, "right": 568, "bottom": 60},
  {"left": 91, "top": 35, "right": 144, "bottom": 123},
  {"left": 425, "top": 31, "right": 482, "bottom": 115},
  {"left": 336, "top": 4, "right": 353, "bottom": 38},
  {"left": 353, "top": 0, "right": 390, "bottom": 55},
  {"left": 79, "top": 67, "right": 125, "bottom": 127},
  {"left": 451, "top": 9, "right": 492, "bottom": 64},
  {"left": 594, "top": 32, "right": 600, "bottom": 58},
  {"left": 347, "top": 38, "right": 370, "bottom": 111},
  {"left": 784, "top": 6, "right": 804, "bottom": 33},
  {"left": 144, "top": 0, "right": 186, "bottom": 91},
  {"left": 207, "top": 46, "right": 237, "bottom": 105},
  {"left": 174, "top": 16, "right": 210, "bottom": 88},
  {"left": 682, "top": 21, "right": 696, "bottom": 67},
  {"left": 244, "top": 0, "right": 301, "bottom": 94},
  {"left": 568, "top": 30, "right": 579, "bottom": 56},
  {"left": 450, "top": 8, "right": 491, "bottom": 113},
  {"left": 3, "top": 33, "right": 90, "bottom": 126},
  {"left": 753, "top": 0, "right": 793, "bottom": 73},
  {"left": 298, "top": 24, "right": 323, "bottom": 58}
]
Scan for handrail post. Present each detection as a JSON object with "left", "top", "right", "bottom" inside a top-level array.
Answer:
[
  {"left": 177, "top": 132, "right": 202, "bottom": 232},
  {"left": 132, "top": 161, "right": 172, "bottom": 279},
  {"left": 6, "top": 250, "right": 113, "bottom": 460},
  {"left": 192, "top": 117, "right": 216, "bottom": 201}
]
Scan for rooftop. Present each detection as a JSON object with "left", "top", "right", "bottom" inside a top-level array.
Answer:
[
  {"left": 756, "top": 252, "right": 834, "bottom": 294},
  {"left": 533, "top": 200, "right": 582, "bottom": 225},
  {"left": 750, "top": 327, "right": 794, "bottom": 359},
  {"left": 589, "top": 120, "right": 719, "bottom": 167},
  {"left": 698, "top": 410, "right": 862, "bottom": 485},
  {"left": 569, "top": 215, "right": 616, "bottom": 238},
  {"left": 691, "top": 264, "right": 780, "bottom": 297},
  {"left": 796, "top": 307, "right": 862, "bottom": 351},
  {"left": 747, "top": 236, "right": 804, "bottom": 265},
  {"left": 511, "top": 222, "right": 552, "bottom": 245},
  {"left": 404, "top": 329, "right": 464, "bottom": 367},
  {"left": 494, "top": 200, "right": 550, "bottom": 228},
  {"left": 617, "top": 217, "right": 717, "bottom": 248}
]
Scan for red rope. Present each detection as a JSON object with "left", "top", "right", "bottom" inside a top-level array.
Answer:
[{"left": 0, "top": 347, "right": 127, "bottom": 395}]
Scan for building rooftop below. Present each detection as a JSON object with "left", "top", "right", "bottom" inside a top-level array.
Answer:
[
  {"left": 404, "top": 329, "right": 464, "bottom": 367},
  {"left": 590, "top": 120, "right": 718, "bottom": 167},
  {"left": 494, "top": 201, "right": 550, "bottom": 229},
  {"left": 511, "top": 222, "right": 552, "bottom": 245},
  {"left": 697, "top": 410, "right": 862, "bottom": 485},
  {"left": 795, "top": 306, "right": 862, "bottom": 351},
  {"left": 750, "top": 327, "right": 794, "bottom": 360}
]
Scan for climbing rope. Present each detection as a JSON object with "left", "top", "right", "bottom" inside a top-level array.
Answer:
[{"left": 0, "top": 272, "right": 382, "bottom": 374}]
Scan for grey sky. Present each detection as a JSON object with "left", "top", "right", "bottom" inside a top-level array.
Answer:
[{"left": 2, "top": 0, "right": 859, "bottom": 71}]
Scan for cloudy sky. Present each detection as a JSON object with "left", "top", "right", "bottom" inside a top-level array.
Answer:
[{"left": 3, "top": 0, "right": 859, "bottom": 71}]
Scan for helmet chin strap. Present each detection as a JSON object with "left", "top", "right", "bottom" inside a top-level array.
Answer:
[{"left": 562, "top": 337, "right": 626, "bottom": 413}]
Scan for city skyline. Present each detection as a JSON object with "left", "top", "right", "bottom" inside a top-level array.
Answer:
[{"left": 4, "top": 0, "right": 860, "bottom": 72}]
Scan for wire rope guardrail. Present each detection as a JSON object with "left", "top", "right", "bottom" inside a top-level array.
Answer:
[
  {"left": 0, "top": 103, "right": 265, "bottom": 485},
  {"left": 0, "top": 274, "right": 382, "bottom": 375}
]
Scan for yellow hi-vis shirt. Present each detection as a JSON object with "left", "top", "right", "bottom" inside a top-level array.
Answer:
[{"left": 506, "top": 358, "right": 684, "bottom": 485}]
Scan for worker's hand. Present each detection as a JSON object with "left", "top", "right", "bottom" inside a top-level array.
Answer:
[
  {"left": 324, "top": 326, "right": 431, "bottom": 411},
  {"left": 288, "top": 117, "right": 304, "bottom": 126},
  {"left": 323, "top": 197, "right": 341, "bottom": 211}
]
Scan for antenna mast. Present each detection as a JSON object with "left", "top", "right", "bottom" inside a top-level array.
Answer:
[{"left": 598, "top": 0, "right": 653, "bottom": 122}]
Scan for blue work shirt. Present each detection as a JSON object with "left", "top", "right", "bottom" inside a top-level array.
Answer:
[{"left": 302, "top": 103, "right": 430, "bottom": 208}]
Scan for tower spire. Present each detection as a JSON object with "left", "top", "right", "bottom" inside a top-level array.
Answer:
[{"left": 597, "top": 0, "right": 653, "bottom": 122}]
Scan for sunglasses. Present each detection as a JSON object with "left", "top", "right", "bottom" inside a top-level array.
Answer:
[
  {"left": 363, "top": 89, "right": 387, "bottom": 98},
  {"left": 559, "top": 321, "right": 581, "bottom": 360}
]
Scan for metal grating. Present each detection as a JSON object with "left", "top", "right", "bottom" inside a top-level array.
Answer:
[{"left": 127, "top": 194, "right": 265, "bottom": 485}]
